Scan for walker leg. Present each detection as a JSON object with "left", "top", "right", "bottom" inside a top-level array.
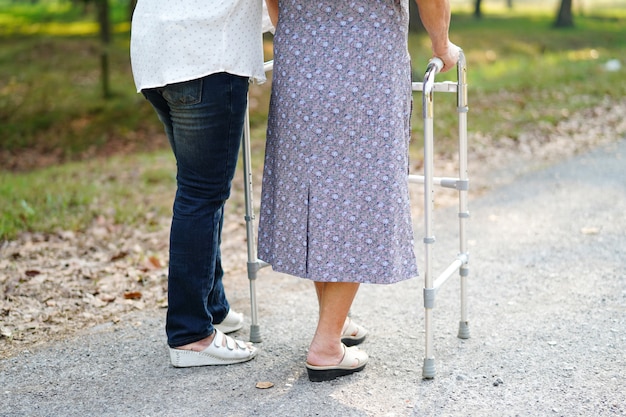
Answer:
[
  {"left": 249, "top": 281, "right": 262, "bottom": 342},
  {"left": 456, "top": 55, "right": 470, "bottom": 342},
  {"left": 241, "top": 63, "right": 275, "bottom": 343},
  {"left": 423, "top": 303, "right": 436, "bottom": 379},
  {"left": 457, "top": 268, "right": 470, "bottom": 339},
  {"left": 242, "top": 103, "right": 262, "bottom": 343}
]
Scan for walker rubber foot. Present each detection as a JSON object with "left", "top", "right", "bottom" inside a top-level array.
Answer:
[
  {"left": 458, "top": 321, "right": 470, "bottom": 339},
  {"left": 422, "top": 357, "right": 436, "bottom": 379}
]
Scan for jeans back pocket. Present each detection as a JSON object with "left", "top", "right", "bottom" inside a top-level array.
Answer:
[{"left": 162, "top": 79, "right": 203, "bottom": 106}]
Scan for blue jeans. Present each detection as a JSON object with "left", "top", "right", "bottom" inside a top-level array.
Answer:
[{"left": 142, "top": 73, "right": 249, "bottom": 348}]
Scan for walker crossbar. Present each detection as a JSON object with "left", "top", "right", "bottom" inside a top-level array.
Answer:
[
  {"left": 422, "top": 255, "right": 464, "bottom": 308},
  {"left": 241, "top": 53, "right": 470, "bottom": 375},
  {"left": 408, "top": 174, "right": 469, "bottom": 191},
  {"left": 412, "top": 81, "right": 458, "bottom": 94},
  {"left": 433, "top": 256, "right": 466, "bottom": 291}
]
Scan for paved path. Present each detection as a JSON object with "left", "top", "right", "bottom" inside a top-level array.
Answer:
[{"left": 1, "top": 139, "right": 625, "bottom": 416}]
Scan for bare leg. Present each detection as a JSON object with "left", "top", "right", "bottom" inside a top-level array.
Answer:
[
  {"left": 307, "top": 282, "right": 360, "bottom": 366},
  {"left": 314, "top": 282, "right": 355, "bottom": 336}
]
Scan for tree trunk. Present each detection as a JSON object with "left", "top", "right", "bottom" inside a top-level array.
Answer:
[
  {"left": 474, "top": 0, "right": 483, "bottom": 19},
  {"left": 554, "top": 0, "right": 574, "bottom": 28},
  {"left": 95, "top": 0, "right": 111, "bottom": 98}
]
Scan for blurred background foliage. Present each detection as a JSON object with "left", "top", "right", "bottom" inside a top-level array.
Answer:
[{"left": 0, "top": 0, "right": 625, "bottom": 240}]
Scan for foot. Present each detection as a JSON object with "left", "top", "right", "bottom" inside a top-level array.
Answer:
[
  {"left": 305, "top": 344, "right": 368, "bottom": 382},
  {"left": 169, "top": 329, "right": 258, "bottom": 367},
  {"left": 215, "top": 309, "right": 244, "bottom": 334},
  {"left": 341, "top": 317, "right": 368, "bottom": 347}
]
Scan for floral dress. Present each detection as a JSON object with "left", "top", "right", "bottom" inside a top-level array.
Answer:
[{"left": 258, "top": 0, "right": 418, "bottom": 284}]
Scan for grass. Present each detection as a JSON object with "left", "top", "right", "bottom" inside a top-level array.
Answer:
[
  {"left": 1, "top": 1, "right": 625, "bottom": 241},
  {"left": 0, "top": 152, "right": 176, "bottom": 239}
]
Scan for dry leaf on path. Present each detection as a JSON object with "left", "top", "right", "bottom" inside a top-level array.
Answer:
[{"left": 123, "top": 291, "right": 143, "bottom": 300}]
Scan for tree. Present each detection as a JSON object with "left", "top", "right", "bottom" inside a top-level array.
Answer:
[
  {"left": 474, "top": 0, "right": 483, "bottom": 19},
  {"left": 95, "top": 0, "right": 111, "bottom": 98},
  {"left": 554, "top": 0, "right": 574, "bottom": 27}
]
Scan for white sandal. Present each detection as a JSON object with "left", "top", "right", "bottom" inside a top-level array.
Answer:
[
  {"left": 169, "top": 329, "right": 258, "bottom": 367},
  {"left": 215, "top": 309, "right": 244, "bottom": 334}
]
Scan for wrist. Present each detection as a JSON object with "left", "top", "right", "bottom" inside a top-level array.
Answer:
[{"left": 431, "top": 40, "right": 450, "bottom": 58}]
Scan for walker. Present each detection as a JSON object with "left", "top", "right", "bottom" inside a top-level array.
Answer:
[{"left": 241, "top": 53, "right": 470, "bottom": 379}]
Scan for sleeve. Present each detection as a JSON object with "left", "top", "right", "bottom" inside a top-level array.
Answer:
[{"left": 262, "top": 0, "right": 275, "bottom": 34}]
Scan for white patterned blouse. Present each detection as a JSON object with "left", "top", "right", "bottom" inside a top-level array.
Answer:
[{"left": 130, "top": 0, "right": 267, "bottom": 92}]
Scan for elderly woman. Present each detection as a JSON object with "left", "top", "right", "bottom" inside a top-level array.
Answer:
[{"left": 259, "top": 0, "right": 460, "bottom": 381}]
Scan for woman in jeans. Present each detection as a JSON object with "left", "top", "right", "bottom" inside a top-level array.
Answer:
[{"left": 130, "top": 0, "right": 265, "bottom": 368}]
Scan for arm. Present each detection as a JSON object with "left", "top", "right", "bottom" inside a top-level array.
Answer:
[
  {"left": 265, "top": 0, "right": 278, "bottom": 27},
  {"left": 415, "top": 0, "right": 460, "bottom": 72}
]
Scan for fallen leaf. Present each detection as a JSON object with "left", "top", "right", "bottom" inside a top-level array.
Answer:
[
  {"left": 255, "top": 382, "right": 274, "bottom": 389},
  {"left": 123, "top": 291, "right": 142, "bottom": 300},
  {"left": 25, "top": 270, "right": 41, "bottom": 277},
  {"left": 148, "top": 256, "right": 163, "bottom": 269},
  {"left": 111, "top": 251, "right": 128, "bottom": 261}
]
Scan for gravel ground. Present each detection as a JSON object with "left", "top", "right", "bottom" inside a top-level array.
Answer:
[{"left": 1, "top": 136, "right": 625, "bottom": 416}]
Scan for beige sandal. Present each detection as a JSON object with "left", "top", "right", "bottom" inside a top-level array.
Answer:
[
  {"left": 341, "top": 317, "right": 368, "bottom": 346},
  {"left": 305, "top": 344, "right": 368, "bottom": 382}
]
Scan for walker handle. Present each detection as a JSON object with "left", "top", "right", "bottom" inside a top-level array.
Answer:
[
  {"left": 424, "top": 57, "right": 444, "bottom": 94},
  {"left": 428, "top": 57, "right": 444, "bottom": 73}
]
